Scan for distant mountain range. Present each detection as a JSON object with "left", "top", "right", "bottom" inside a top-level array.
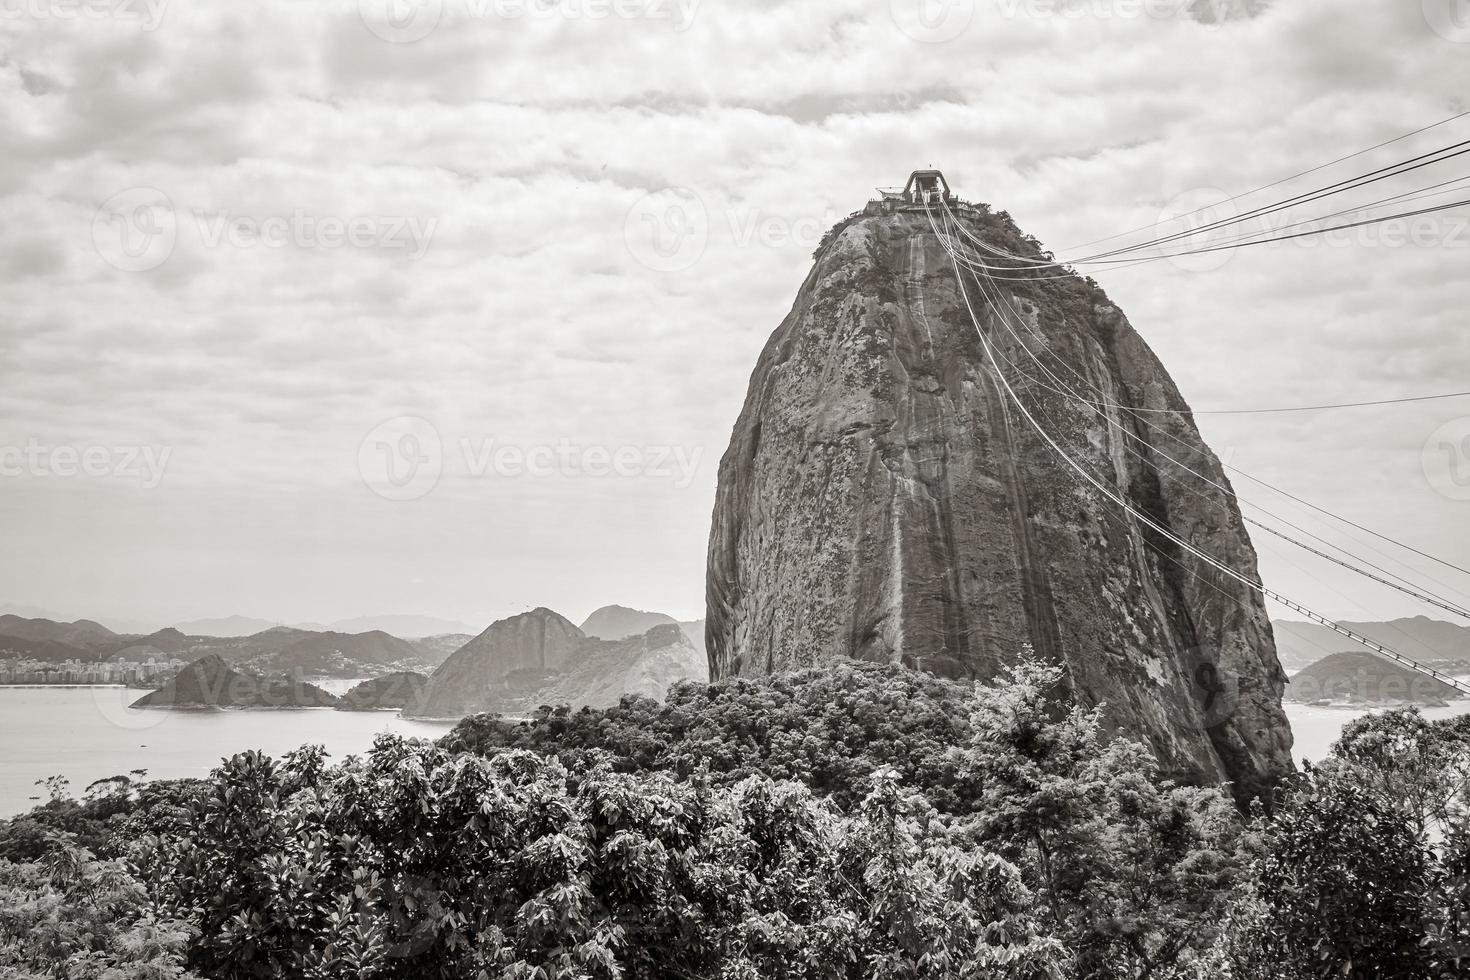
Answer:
[
  {"left": 170, "top": 614, "right": 476, "bottom": 638},
  {"left": 1272, "top": 617, "right": 1470, "bottom": 674},
  {"left": 0, "top": 615, "right": 118, "bottom": 651},
  {"left": 0, "top": 631, "right": 107, "bottom": 662},
  {"left": 9, "top": 609, "right": 1462, "bottom": 693},
  {"left": 410, "top": 607, "right": 708, "bottom": 719},
  {"left": 0, "top": 615, "right": 456, "bottom": 678},
  {"left": 0, "top": 604, "right": 710, "bottom": 693}
]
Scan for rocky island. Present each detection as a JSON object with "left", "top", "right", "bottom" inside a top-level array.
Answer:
[
  {"left": 129, "top": 654, "right": 343, "bottom": 709},
  {"left": 338, "top": 671, "right": 428, "bottom": 711},
  {"left": 1288, "top": 650, "right": 1466, "bottom": 708}
]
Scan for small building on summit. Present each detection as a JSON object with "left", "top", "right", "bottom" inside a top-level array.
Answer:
[
  {"left": 903, "top": 169, "right": 951, "bottom": 204},
  {"left": 867, "top": 169, "right": 953, "bottom": 214}
]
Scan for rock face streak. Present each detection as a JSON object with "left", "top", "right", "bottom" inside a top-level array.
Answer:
[{"left": 706, "top": 207, "right": 1293, "bottom": 798}]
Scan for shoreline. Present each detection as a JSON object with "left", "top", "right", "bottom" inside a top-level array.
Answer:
[
  {"left": 131, "top": 704, "right": 346, "bottom": 712},
  {"left": 1286, "top": 698, "right": 1464, "bottom": 711},
  {"left": 402, "top": 713, "right": 531, "bottom": 724},
  {"left": 0, "top": 683, "right": 131, "bottom": 689}
]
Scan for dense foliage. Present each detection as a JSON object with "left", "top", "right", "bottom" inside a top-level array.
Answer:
[
  {"left": 4, "top": 658, "right": 1470, "bottom": 978},
  {"left": 134, "top": 742, "right": 1066, "bottom": 980},
  {"left": 443, "top": 662, "right": 983, "bottom": 814},
  {"left": 0, "top": 837, "right": 198, "bottom": 979},
  {"left": 1214, "top": 709, "right": 1470, "bottom": 979},
  {"left": 0, "top": 774, "right": 202, "bottom": 864}
]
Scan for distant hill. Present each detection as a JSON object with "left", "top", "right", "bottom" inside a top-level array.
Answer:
[
  {"left": 233, "top": 630, "right": 428, "bottom": 677},
  {"left": 0, "top": 633, "right": 96, "bottom": 662},
  {"left": 112, "top": 628, "right": 194, "bottom": 658},
  {"left": 410, "top": 614, "right": 707, "bottom": 719},
  {"left": 184, "top": 627, "right": 313, "bottom": 662},
  {"left": 131, "top": 654, "right": 342, "bottom": 709},
  {"left": 580, "top": 605, "right": 678, "bottom": 640},
  {"left": 1287, "top": 650, "right": 1466, "bottom": 707},
  {"left": 505, "top": 624, "right": 707, "bottom": 714},
  {"left": 339, "top": 672, "right": 428, "bottom": 711},
  {"left": 171, "top": 615, "right": 279, "bottom": 637},
  {"left": 169, "top": 614, "right": 476, "bottom": 639},
  {"left": 678, "top": 619, "right": 706, "bottom": 659},
  {"left": 411, "top": 609, "right": 585, "bottom": 718},
  {"left": 101, "top": 626, "right": 441, "bottom": 678},
  {"left": 1273, "top": 617, "right": 1470, "bottom": 673},
  {"left": 0, "top": 615, "right": 118, "bottom": 650},
  {"left": 0, "top": 603, "right": 66, "bottom": 621},
  {"left": 407, "top": 634, "right": 474, "bottom": 665},
  {"left": 325, "top": 615, "right": 475, "bottom": 638},
  {"left": 578, "top": 606, "right": 707, "bottom": 660}
]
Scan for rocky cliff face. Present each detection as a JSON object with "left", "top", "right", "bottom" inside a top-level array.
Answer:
[{"left": 706, "top": 205, "right": 1293, "bottom": 800}]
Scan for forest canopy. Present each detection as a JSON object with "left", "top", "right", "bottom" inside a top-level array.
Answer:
[{"left": 2, "top": 658, "right": 1468, "bottom": 979}]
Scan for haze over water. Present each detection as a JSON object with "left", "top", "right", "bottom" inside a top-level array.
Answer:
[
  {"left": 0, "top": 686, "right": 454, "bottom": 817},
  {"left": 5, "top": 686, "right": 1470, "bottom": 818}
]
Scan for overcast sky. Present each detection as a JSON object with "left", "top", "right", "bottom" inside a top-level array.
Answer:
[{"left": 1, "top": 0, "right": 1468, "bottom": 635}]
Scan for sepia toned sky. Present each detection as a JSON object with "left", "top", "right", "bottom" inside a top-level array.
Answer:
[{"left": 1, "top": 0, "right": 1468, "bottom": 634}]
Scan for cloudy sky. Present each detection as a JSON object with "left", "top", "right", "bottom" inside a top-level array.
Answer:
[{"left": 1, "top": 0, "right": 1468, "bottom": 637}]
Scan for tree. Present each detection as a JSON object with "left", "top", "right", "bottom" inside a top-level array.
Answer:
[
  {"left": 1332, "top": 709, "right": 1470, "bottom": 840},
  {"left": 443, "top": 661, "right": 988, "bottom": 816},
  {"left": 0, "top": 834, "right": 199, "bottom": 979},
  {"left": 137, "top": 736, "right": 1068, "bottom": 979},
  {"left": 956, "top": 659, "right": 1246, "bottom": 979},
  {"left": 1222, "top": 762, "right": 1436, "bottom": 979}
]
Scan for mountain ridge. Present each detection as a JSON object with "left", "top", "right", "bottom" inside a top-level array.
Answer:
[{"left": 1272, "top": 616, "right": 1470, "bottom": 673}]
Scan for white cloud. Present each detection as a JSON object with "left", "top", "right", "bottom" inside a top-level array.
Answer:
[{"left": 0, "top": 0, "right": 1467, "bottom": 628}]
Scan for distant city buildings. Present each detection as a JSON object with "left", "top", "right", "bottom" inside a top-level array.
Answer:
[{"left": 0, "top": 657, "right": 186, "bottom": 686}]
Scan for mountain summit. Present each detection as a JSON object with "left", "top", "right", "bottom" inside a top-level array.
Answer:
[
  {"left": 408, "top": 609, "right": 704, "bottom": 719},
  {"left": 705, "top": 200, "right": 1293, "bottom": 800},
  {"left": 579, "top": 605, "right": 678, "bottom": 640}
]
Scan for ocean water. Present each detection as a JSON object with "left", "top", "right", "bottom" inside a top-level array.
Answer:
[
  {"left": 0, "top": 686, "right": 455, "bottom": 817},
  {"left": 6, "top": 687, "right": 1470, "bottom": 819},
  {"left": 1281, "top": 699, "right": 1470, "bottom": 762}
]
